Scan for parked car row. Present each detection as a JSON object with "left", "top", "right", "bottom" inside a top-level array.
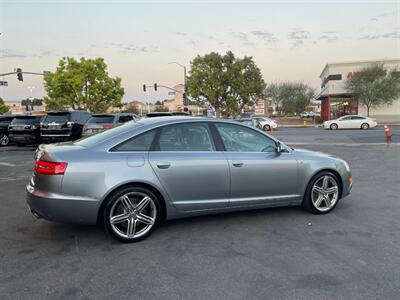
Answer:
[{"left": 0, "top": 111, "right": 140, "bottom": 146}]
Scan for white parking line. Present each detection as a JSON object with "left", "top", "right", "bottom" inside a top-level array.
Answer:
[{"left": 0, "top": 162, "right": 16, "bottom": 167}]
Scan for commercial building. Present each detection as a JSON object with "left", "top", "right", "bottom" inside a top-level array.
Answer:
[{"left": 317, "top": 59, "right": 400, "bottom": 122}]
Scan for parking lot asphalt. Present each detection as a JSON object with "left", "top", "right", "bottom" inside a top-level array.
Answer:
[{"left": 0, "top": 127, "right": 400, "bottom": 300}]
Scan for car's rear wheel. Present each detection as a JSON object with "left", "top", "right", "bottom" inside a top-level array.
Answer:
[
  {"left": 0, "top": 134, "right": 9, "bottom": 146},
  {"left": 104, "top": 186, "right": 161, "bottom": 242},
  {"left": 361, "top": 123, "right": 369, "bottom": 130},
  {"left": 330, "top": 123, "right": 338, "bottom": 130},
  {"left": 302, "top": 171, "right": 340, "bottom": 214},
  {"left": 263, "top": 124, "right": 271, "bottom": 131}
]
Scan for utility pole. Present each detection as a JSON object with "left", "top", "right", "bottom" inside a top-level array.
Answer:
[{"left": 168, "top": 62, "right": 188, "bottom": 107}]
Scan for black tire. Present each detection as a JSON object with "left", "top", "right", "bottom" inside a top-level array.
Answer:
[
  {"left": 0, "top": 134, "right": 10, "bottom": 146},
  {"left": 330, "top": 123, "right": 338, "bottom": 130},
  {"left": 263, "top": 124, "right": 271, "bottom": 131},
  {"left": 104, "top": 186, "right": 162, "bottom": 243},
  {"left": 302, "top": 171, "right": 341, "bottom": 215},
  {"left": 361, "top": 123, "right": 369, "bottom": 130}
]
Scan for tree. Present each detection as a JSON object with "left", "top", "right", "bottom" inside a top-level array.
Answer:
[
  {"left": 124, "top": 103, "right": 140, "bottom": 115},
  {"left": 44, "top": 57, "right": 124, "bottom": 112},
  {"left": 0, "top": 97, "right": 10, "bottom": 114},
  {"left": 265, "top": 83, "right": 286, "bottom": 115},
  {"left": 344, "top": 64, "right": 400, "bottom": 116},
  {"left": 21, "top": 98, "right": 43, "bottom": 110},
  {"left": 266, "top": 82, "right": 314, "bottom": 115},
  {"left": 187, "top": 51, "right": 266, "bottom": 117}
]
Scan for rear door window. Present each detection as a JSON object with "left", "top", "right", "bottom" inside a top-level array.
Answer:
[
  {"left": 157, "top": 123, "right": 215, "bottom": 151},
  {"left": 44, "top": 113, "right": 70, "bottom": 123}
]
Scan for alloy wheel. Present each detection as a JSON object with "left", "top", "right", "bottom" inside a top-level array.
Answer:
[
  {"left": 0, "top": 134, "right": 9, "bottom": 146},
  {"left": 109, "top": 192, "right": 157, "bottom": 240},
  {"left": 330, "top": 123, "right": 338, "bottom": 130},
  {"left": 361, "top": 123, "right": 369, "bottom": 130},
  {"left": 311, "top": 175, "right": 339, "bottom": 212}
]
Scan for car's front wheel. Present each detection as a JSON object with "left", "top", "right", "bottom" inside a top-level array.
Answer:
[
  {"left": 0, "top": 134, "right": 10, "bottom": 146},
  {"left": 263, "top": 124, "right": 271, "bottom": 131},
  {"left": 330, "top": 123, "right": 338, "bottom": 130},
  {"left": 361, "top": 123, "right": 369, "bottom": 130},
  {"left": 302, "top": 171, "right": 340, "bottom": 214},
  {"left": 104, "top": 186, "right": 161, "bottom": 242}
]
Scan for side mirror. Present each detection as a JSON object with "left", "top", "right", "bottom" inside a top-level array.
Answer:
[{"left": 276, "top": 141, "right": 282, "bottom": 153}]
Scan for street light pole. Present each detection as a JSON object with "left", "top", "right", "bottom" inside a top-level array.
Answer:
[
  {"left": 168, "top": 62, "right": 188, "bottom": 108},
  {"left": 27, "top": 86, "right": 35, "bottom": 99}
]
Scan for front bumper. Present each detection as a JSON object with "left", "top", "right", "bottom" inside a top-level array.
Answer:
[
  {"left": 26, "top": 182, "right": 100, "bottom": 225},
  {"left": 10, "top": 133, "right": 40, "bottom": 144}
]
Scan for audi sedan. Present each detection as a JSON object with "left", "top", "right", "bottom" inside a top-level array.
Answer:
[
  {"left": 323, "top": 115, "right": 377, "bottom": 130},
  {"left": 27, "top": 117, "right": 352, "bottom": 242}
]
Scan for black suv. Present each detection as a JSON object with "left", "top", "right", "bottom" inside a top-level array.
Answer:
[
  {"left": 41, "top": 111, "right": 91, "bottom": 142},
  {"left": 8, "top": 115, "right": 46, "bottom": 146},
  {"left": 0, "top": 115, "right": 15, "bottom": 146}
]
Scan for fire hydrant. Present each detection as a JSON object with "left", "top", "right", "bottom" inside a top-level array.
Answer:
[{"left": 303, "top": 120, "right": 307, "bottom": 127}]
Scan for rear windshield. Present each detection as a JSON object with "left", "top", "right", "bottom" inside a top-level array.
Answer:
[
  {"left": 87, "top": 115, "right": 115, "bottom": 124},
  {"left": 75, "top": 121, "right": 143, "bottom": 147},
  {"left": 44, "top": 113, "right": 70, "bottom": 123},
  {"left": 11, "top": 116, "right": 43, "bottom": 125}
]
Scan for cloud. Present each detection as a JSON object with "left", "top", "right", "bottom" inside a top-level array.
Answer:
[
  {"left": 0, "top": 49, "right": 27, "bottom": 59},
  {"left": 251, "top": 30, "right": 278, "bottom": 43},
  {"left": 288, "top": 30, "right": 310, "bottom": 46},
  {"left": 319, "top": 34, "right": 338, "bottom": 43},
  {"left": 108, "top": 42, "right": 158, "bottom": 53},
  {"left": 175, "top": 32, "right": 186, "bottom": 36},
  {"left": 230, "top": 31, "right": 248, "bottom": 41},
  {"left": 361, "top": 32, "right": 400, "bottom": 40}
]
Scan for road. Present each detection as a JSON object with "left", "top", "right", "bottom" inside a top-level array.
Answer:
[{"left": 0, "top": 128, "right": 399, "bottom": 299}]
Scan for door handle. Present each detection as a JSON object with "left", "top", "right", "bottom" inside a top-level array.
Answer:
[
  {"left": 156, "top": 162, "right": 171, "bottom": 169},
  {"left": 232, "top": 161, "right": 244, "bottom": 167}
]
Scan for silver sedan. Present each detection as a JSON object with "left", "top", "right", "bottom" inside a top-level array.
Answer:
[{"left": 27, "top": 117, "right": 352, "bottom": 242}]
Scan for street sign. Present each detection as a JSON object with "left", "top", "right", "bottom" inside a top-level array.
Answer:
[{"left": 0, "top": 81, "right": 8, "bottom": 86}]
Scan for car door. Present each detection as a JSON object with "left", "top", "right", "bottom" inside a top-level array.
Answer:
[
  {"left": 148, "top": 122, "right": 230, "bottom": 211},
  {"left": 337, "top": 116, "right": 353, "bottom": 128},
  {"left": 213, "top": 122, "right": 300, "bottom": 207},
  {"left": 350, "top": 116, "right": 364, "bottom": 128}
]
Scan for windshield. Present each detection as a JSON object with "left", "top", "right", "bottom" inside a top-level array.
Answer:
[
  {"left": 87, "top": 115, "right": 115, "bottom": 124},
  {"left": 44, "top": 113, "right": 70, "bottom": 123},
  {"left": 75, "top": 121, "right": 142, "bottom": 147},
  {"left": 11, "top": 116, "right": 43, "bottom": 125}
]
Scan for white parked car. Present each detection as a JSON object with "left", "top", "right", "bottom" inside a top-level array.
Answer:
[
  {"left": 324, "top": 115, "right": 377, "bottom": 130},
  {"left": 252, "top": 116, "right": 278, "bottom": 131}
]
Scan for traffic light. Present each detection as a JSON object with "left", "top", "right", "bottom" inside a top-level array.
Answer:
[
  {"left": 16, "top": 68, "right": 23, "bottom": 81},
  {"left": 183, "top": 93, "right": 189, "bottom": 106},
  {"left": 154, "top": 83, "right": 157, "bottom": 91},
  {"left": 143, "top": 84, "right": 146, "bottom": 92}
]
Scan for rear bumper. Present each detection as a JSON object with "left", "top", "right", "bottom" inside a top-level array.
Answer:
[
  {"left": 26, "top": 182, "right": 100, "bottom": 225},
  {"left": 9, "top": 133, "right": 40, "bottom": 144}
]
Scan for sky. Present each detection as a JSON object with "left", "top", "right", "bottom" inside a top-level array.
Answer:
[{"left": 0, "top": 0, "right": 399, "bottom": 103}]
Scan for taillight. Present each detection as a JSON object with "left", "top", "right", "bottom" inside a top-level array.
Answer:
[{"left": 34, "top": 160, "right": 68, "bottom": 175}]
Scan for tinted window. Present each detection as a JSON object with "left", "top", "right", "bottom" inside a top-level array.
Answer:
[
  {"left": 216, "top": 123, "right": 276, "bottom": 152},
  {"left": 44, "top": 113, "right": 70, "bottom": 123},
  {"left": 351, "top": 116, "right": 365, "bottom": 120},
  {"left": 111, "top": 130, "right": 155, "bottom": 151},
  {"left": 157, "top": 123, "right": 215, "bottom": 151},
  {"left": 11, "top": 116, "right": 43, "bottom": 125},
  {"left": 118, "top": 115, "right": 134, "bottom": 123},
  {"left": 75, "top": 122, "right": 143, "bottom": 147},
  {"left": 88, "top": 115, "right": 115, "bottom": 123},
  {"left": 339, "top": 116, "right": 352, "bottom": 121}
]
